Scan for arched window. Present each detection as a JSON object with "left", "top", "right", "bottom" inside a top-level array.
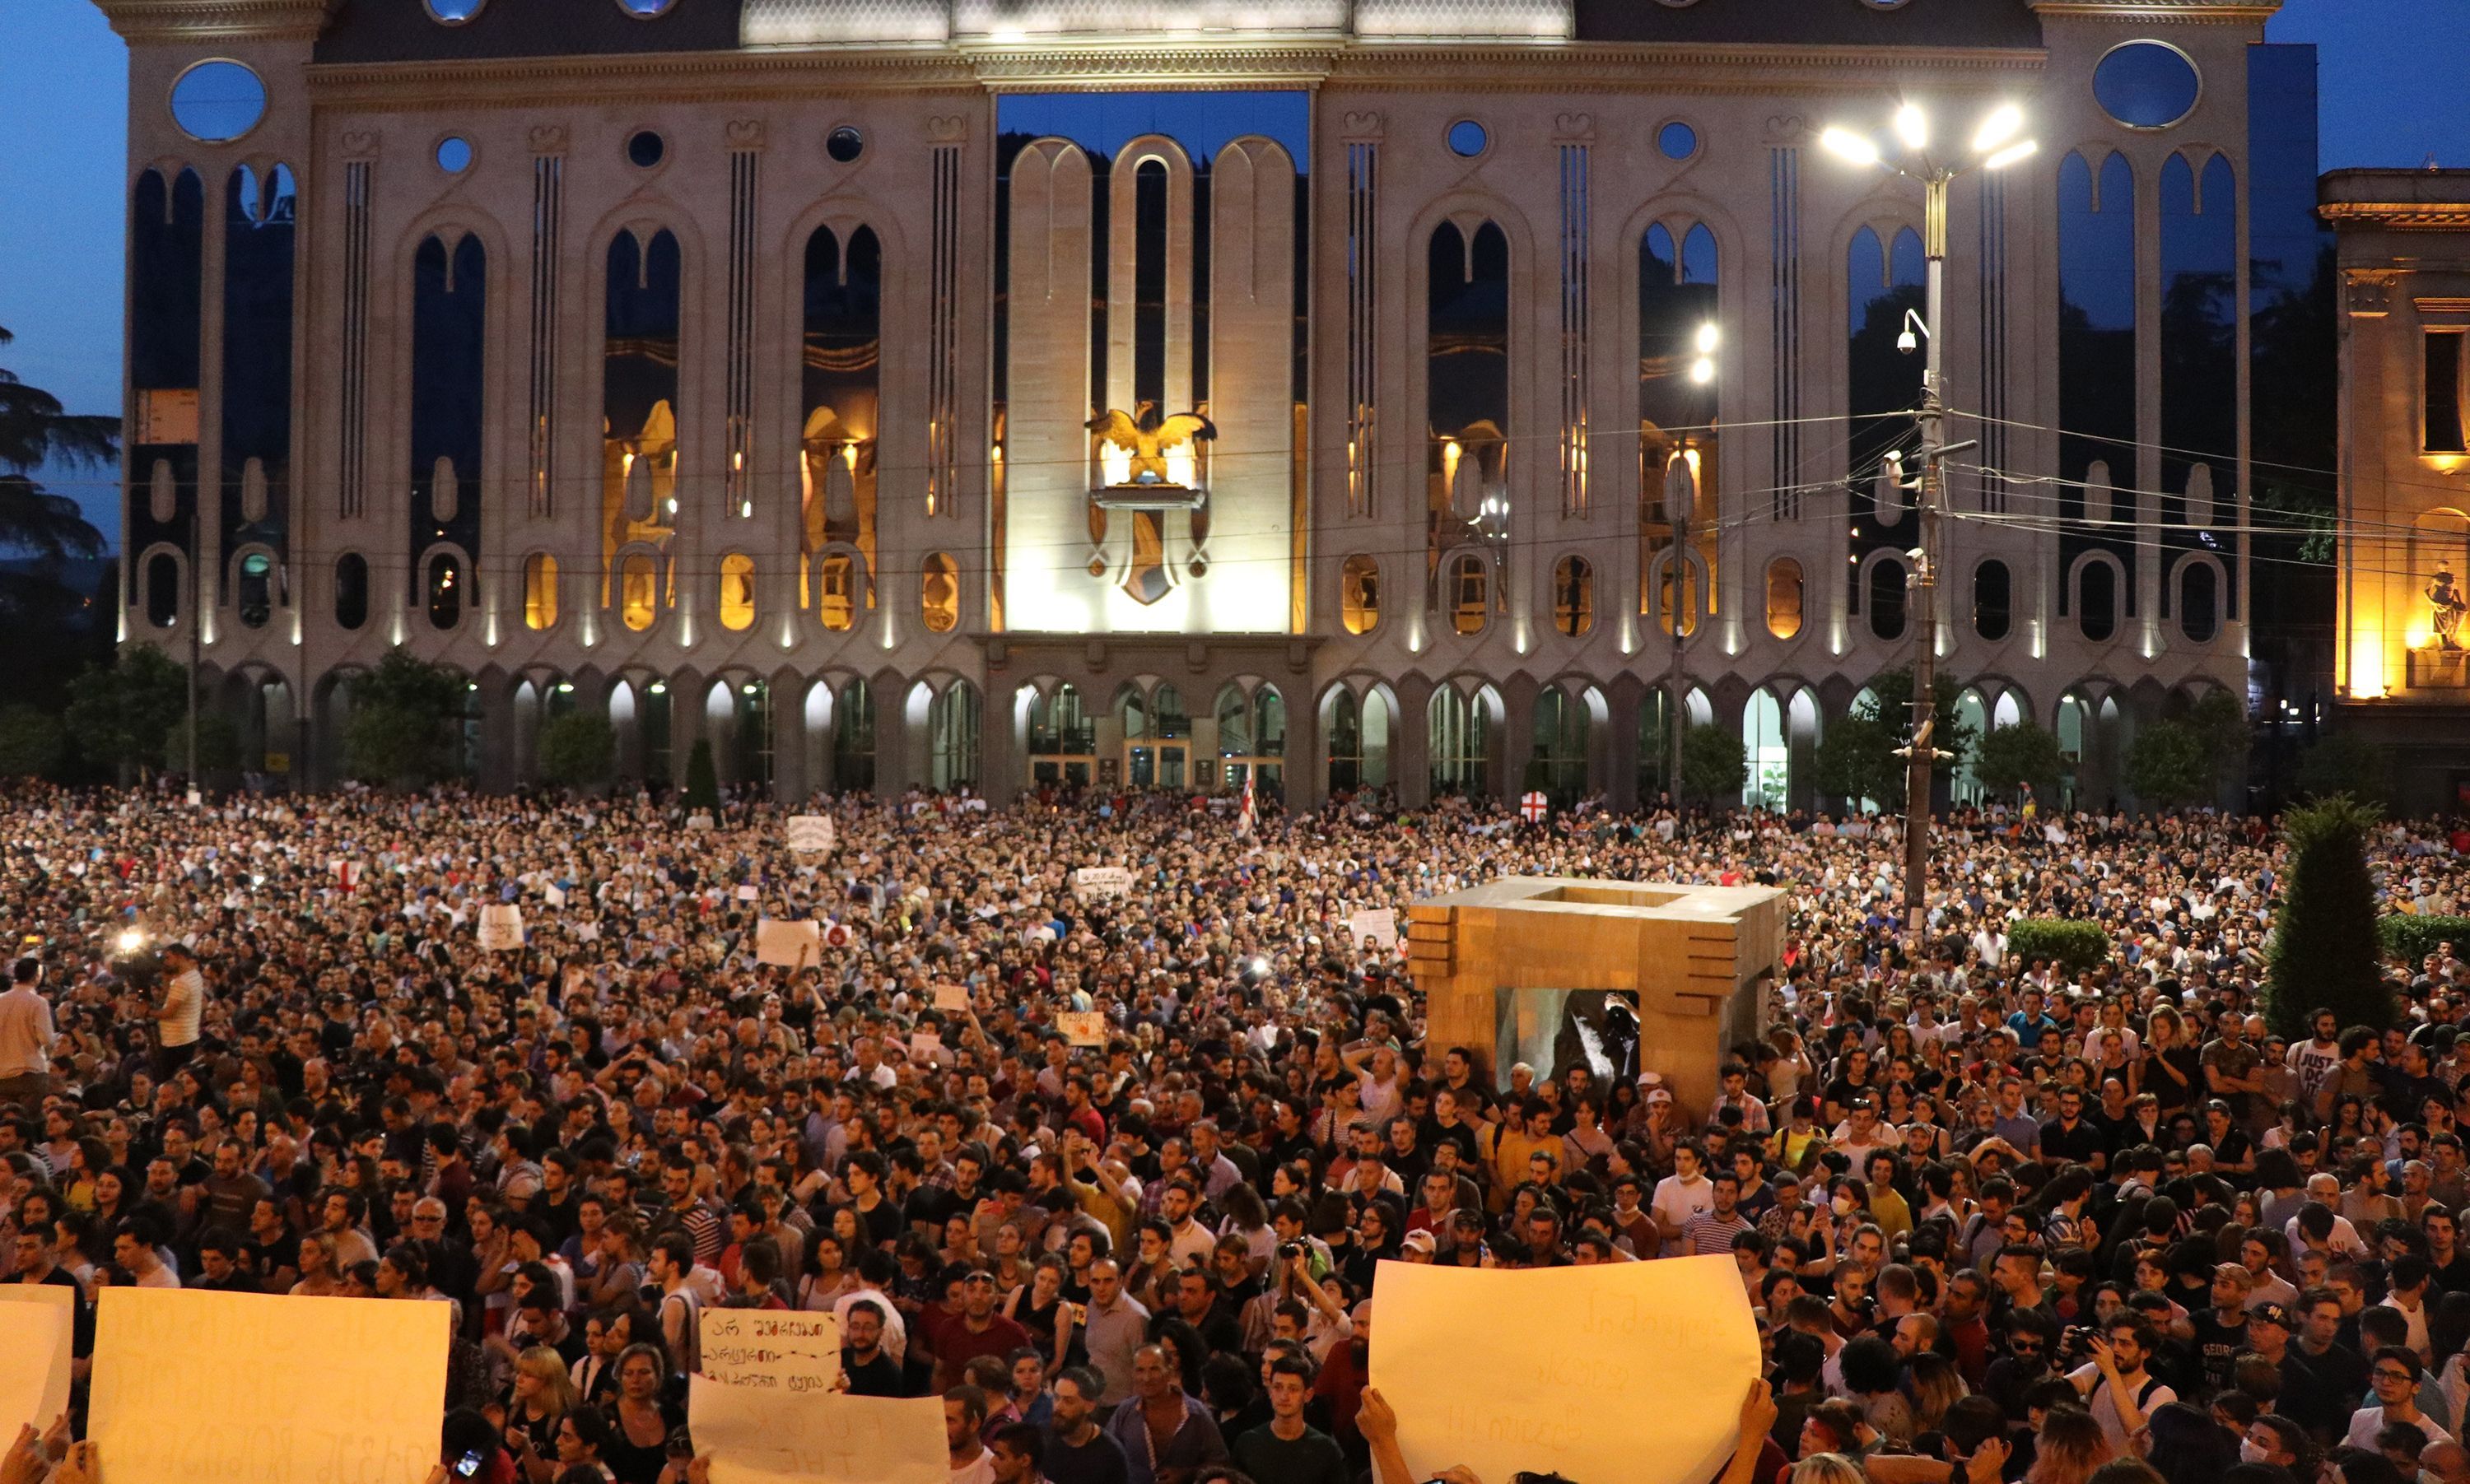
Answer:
[
  {"left": 2179, "top": 561, "right": 2219, "bottom": 644},
  {"left": 1215, "top": 686, "right": 1252, "bottom": 758},
  {"left": 619, "top": 553, "right": 658, "bottom": 630},
  {"left": 818, "top": 553, "right": 855, "bottom": 631},
  {"left": 1974, "top": 560, "right": 2012, "bottom": 641},
  {"left": 1326, "top": 690, "right": 1362, "bottom": 793},
  {"left": 235, "top": 551, "right": 274, "bottom": 628},
  {"left": 524, "top": 552, "right": 559, "bottom": 630},
  {"left": 1867, "top": 561, "right": 1907, "bottom": 640},
  {"left": 1254, "top": 688, "right": 1286, "bottom": 757},
  {"left": 426, "top": 551, "right": 464, "bottom": 629},
  {"left": 1552, "top": 556, "right": 1594, "bottom": 637},
  {"left": 928, "top": 683, "right": 980, "bottom": 790},
  {"left": 1531, "top": 689, "right": 1589, "bottom": 800},
  {"left": 1428, "top": 686, "right": 1491, "bottom": 796},
  {"left": 921, "top": 552, "right": 959, "bottom": 633},
  {"left": 2078, "top": 557, "right": 2119, "bottom": 642},
  {"left": 1340, "top": 555, "right": 1380, "bottom": 635},
  {"left": 718, "top": 553, "right": 755, "bottom": 630},
  {"left": 1449, "top": 554, "right": 1488, "bottom": 635},
  {"left": 1764, "top": 558, "right": 1804, "bottom": 640},
  {"left": 1152, "top": 684, "right": 1189, "bottom": 740},
  {"left": 1744, "top": 690, "right": 1786, "bottom": 809},
  {"left": 835, "top": 677, "right": 874, "bottom": 792},
  {"left": 145, "top": 552, "right": 181, "bottom": 628},
  {"left": 333, "top": 553, "right": 369, "bottom": 630}
]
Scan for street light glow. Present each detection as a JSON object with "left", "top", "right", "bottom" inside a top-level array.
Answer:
[
  {"left": 1972, "top": 105, "right": 2024, "bottom": 155},
  {"left": 1694, "top": 323, "right": 1720, "bottom": 355},
  {"left": 1982, "top": 140, "right": 2039, "bottom": 172},
  {"left": 1689, "top": 357, "right": 1715, "bottom": 385},
  {"left": 1894, "top": 105, "right": 1928, "bottom": 151},
  {"left": 1820, "top": 127, "right": 1880, "bottom": 167}
]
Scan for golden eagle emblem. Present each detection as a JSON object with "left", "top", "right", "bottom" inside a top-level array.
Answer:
[{"left": 1087, "top": 401, "right": 1216, "bottom": 486}]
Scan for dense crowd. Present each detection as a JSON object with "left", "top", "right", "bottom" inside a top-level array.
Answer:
[{"left": 5, "top": 778, "right": 2470, "bottom": 1484}]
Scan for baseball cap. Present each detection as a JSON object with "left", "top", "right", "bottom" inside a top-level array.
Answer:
[
  {"left": 1400, "top": 1229, "right": 1436, "bottom": 1254},
  {"left": 2249, "top": 1302, "right": 2295, "bottom": 1330},
  {"left": 1646, "top": 1088, "right": 1673, "bottom": 1105}
]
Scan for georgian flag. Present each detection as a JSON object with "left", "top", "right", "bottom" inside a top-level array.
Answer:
[
  {"left": 1520, "top": 791, "right": 1550, "bottom": 824},
  {"left": 1237, "top": 772, "right": 1256, "bottom": 838}
]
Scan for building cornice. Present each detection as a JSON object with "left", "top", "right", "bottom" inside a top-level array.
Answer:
[
  {"left": 306, "top": 37, "right": 2044, "bottom": 108},
  {"left": 2320, "top": 202, "right": 2470, "bottom": 232},
  {"left": 91, "top": 0, "right": 338, "bottom": 42},
  {"left": 2029, "top": 0, "right": 2277, "bottom": 21}
]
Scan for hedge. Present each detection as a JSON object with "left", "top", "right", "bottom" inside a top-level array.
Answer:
[
  {"left": 2381, "top": 915, "right": 2470, "bottom": 970},
  {"left": 2006, "top": 919, "right": 2112, "bottom": 976}
]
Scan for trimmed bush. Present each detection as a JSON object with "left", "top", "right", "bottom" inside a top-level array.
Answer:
[
  {"left": 2381, "top": 915, "right": 2470, "bottom": 971},
  {"left": 2007, "top": 919, "right": 2111, "bottom": 976},
  {"left": 2264, "top": 796, "right": 2395, "bottom": 1039}
]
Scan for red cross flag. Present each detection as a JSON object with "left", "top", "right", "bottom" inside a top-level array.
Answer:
[
  {"left": 1237, "top": 771, "right": 1257, "bottom": 838},
  {"left": 1520, "top": 791, "right": 1550, "bottom": 824}
]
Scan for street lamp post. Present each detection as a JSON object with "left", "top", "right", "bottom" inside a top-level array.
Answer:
[
  {"left": 1661, "top": 328, "right": 1719, "bottom": 806},
  {"left": 1822, "top": 104, "right": 2034, "bottom": 948}
]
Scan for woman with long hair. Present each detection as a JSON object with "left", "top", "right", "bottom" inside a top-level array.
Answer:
[
  {"left": 504, "top": 1346, "right": 582, "bottom": 1482},
  {"left": 291, "top": 1230, "right": 345, "bottom": 1296},
  {"left": 599, "top": 1342, "right": 684, "bottom": 1484},
  {"left": 2025, "top": 1405, "right": 2113, "bottom": 1484},
  {"left": 1000, "top": 1255, "right": 1079, "bottom": 1373},
  {"left": 2141, "top": 1008, "right": 2200, "bottom": 1118},
  {"left": 797, "top": 1230, "right": 858, "bottom": 1312}
]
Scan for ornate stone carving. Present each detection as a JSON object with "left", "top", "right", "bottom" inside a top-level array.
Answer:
[
  {"left": 926, "top": 114, "right": 967, "bottom": 143},
  {"left": 1551, "top": 111, "right": 1593, "bottom": 143},
  {"left": 527, "top": 123, "right": 569, "bottom": 156},
  {"left": 338, "top": 128, "right": 380, "bottom": 160},
  {"left": 725, "top": 119, "right": 767, "bottom": 151},
  {"left": 2346, "top": 270, "right": 2398, "bottom": 319},
  {"left": 1340, "top": 110, "right": 1383, "bottom": 142},
  {"left": 1764, "top": 114, "right": 1810, "bottom": 146}
]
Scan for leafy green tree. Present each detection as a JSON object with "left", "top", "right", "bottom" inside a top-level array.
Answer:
[
  {"left": 0, "top": 704, "right": 63, "bottom": 778},
  {"left": 1973, "top": 721, "right": 2066, "bottom": 802},
  {"left": 2264, "top": 795, "right": 2394, "bottom": 1040},
  {"left": 2127, "top": 720, "right": 2211, "bottom": 807},
  {"left": 343, "top": 648, "right": 467, "bottom": 785},
  {"left": 2188, "top": 689, "right": 2250, "bottom": 798},
  {"left": 0, "top": 325, "right": 113, "bottom": 622},
  {"left": 684, "top": 737, "right": 722, "bottom": 812},
  {"left": 538, "top": 712, "right": 616, "bottom": 791},
  {"left": 173, "top": 713, "right": 241, "bottom": 774},
  {"left": 63, "top": 645, "right": 188, "bottom": 778},
  {"left": 1814, "top": 710, "right": 1902, "bottom": 810},
  {"left": 1678, "top": 724, "right": 1745, "bottom": 806},
  {"left": 1867, "top": 665, "right": 1980, "bottom": 781},
  {"left": 2295, "top": 732, "right": 2389, "bottom": 806}
]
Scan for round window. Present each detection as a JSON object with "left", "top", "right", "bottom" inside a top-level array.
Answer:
[
  {"left": 1657, "top": 121, "right": 1698, "bottom": 162},
  {"left": 424, "top": 0, "right": 485, "bottom": 21},
  {"left": 826, "top": 126, "right": 865, "bottom": 164},
  {"left": 169, "top": 59, "right": 267, "bottom": 144},
  {"left": 614, "top": 0, "right": 676, "bottom": 16},
  {"left": 436, "top": 136, "right": 473, "bottom": 173},
  {"left": 2093, "top": 40, "right": 2202, "bottom": 131},
  {"left": 627, "top": 130, "right": 666, "bottom": 168},
  {"left": 1446, "top": 119, "right": 1489, "bottom": 158}
]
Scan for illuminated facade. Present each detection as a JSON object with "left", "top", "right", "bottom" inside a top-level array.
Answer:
[
  {"left": 2324, "top": 169, "right": 2470, "bottom": 812},
  {"left": 100, "top": 0, "right": 2308, "bottom": 807}
]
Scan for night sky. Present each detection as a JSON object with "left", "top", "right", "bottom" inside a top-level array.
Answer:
[{"left": 3, "top": 0, "right": 2463, "bottom": 541}]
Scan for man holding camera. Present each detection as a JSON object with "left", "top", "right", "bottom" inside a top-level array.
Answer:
[{"left": 2063, "top": 1318, "right": 2174, "bottom": 1454}]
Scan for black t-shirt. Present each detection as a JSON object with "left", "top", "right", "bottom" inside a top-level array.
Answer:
[
  {"left": 841, "top": 1348, "right": 906, "bottom": 1396},
  {"left": 2040, "top": 1118, "right": 2107, "bottom": 1168},
  {"left": 2188, "top": 1309, "right": 2248, "bottom": 1398},
  {"left": 1043, "top": 1428, "right": 1131, "bottom": 1484}
]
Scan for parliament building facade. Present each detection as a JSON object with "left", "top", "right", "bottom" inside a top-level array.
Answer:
[{"left": 98, "top": 0, "right": 2323, "bottom": 808}]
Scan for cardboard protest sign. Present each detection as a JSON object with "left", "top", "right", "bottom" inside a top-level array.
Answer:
[
  {"left": 1057, "top": 1010, "right": 1107, "bottom": 1047},
  {"left": 785, "top": 815, "right": 837, "bottom": 854},
  {"left": 1071, "top": 867, "right": 1131, "bottom": 900},
  {"left": 0, "top": 1284, "right": 72, "bottom": 1435},
  {"left": 907, "top": 1030, "right": 943, "bottom": 1064},
  {"left": 1347, "top": 908, "right": 1398, "bottom": 949},
  {"left": 1368, "top": 1255, "right": 1756, "bottom": 1484},
  {"left": 688, "top": 1374, "right": 943, "bottom": 1484},
  {"left": 932, "top": 983, "right": 969, "bottom": 1012},
  {"left": 91, "top": 1287, "right": 449, "bottom": 1484},
  {"left": 754, "top": 918, "right": 820, "bottom": 968},
  {"left": 478, "top": 904, "right": 524, "bottom": 951},
  {"left": 699, "top": 1310, "right": 840, "bottom": 1393}
]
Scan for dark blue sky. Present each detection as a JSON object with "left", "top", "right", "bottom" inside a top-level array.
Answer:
[{"left": 4, "top": 0, "right": 2465, "bottom": 536}]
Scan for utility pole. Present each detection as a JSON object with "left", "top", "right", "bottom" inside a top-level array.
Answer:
[
  {"left": 187, "top": 503, "right": 201, "bottom": 794},
  {"left": 1662, "top": 453, "right": 1697, "bottom": 803},
  {"left": 1903, "top": 172, "right": 1947, "bottom": 950}
]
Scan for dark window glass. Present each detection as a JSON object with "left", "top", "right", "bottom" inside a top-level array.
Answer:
[
  {"left": 236, "top": 551, "right": 273, "bottom": 628},
  {"left": 2080, "top": 560, "right": 2118, "bottom": 641},
  {"left": 826, "top": 126, "right": 864, "bottom": 164},
  {"left": 2094, "top": 41, "right": 2202, "bottom": 131},
  {"left": 145, "top": 554, "right": 181, "bottom": 628},
  {"left": 627, "top": 131, "right": 665, "bottom": 169},
  {"left": 2181, "top": 562, "right": 2219, "bottom": 643},
  {"left": 2429, "top": 334, "right": 2467, "bottom": 453},
  {"left": 1868, "top": 562, "right": 1907, "bottom": 640},
  {"left": 428, "top": 551, "right": 464, "bottom": 629},
  {"left": 334, "top": 553, "right": 369, "bottom": 630},
  {"left": 1974, "top": 560, "right": 2012, "bottom": 641}
]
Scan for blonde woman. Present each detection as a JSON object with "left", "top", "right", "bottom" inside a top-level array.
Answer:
[
  {"left": 290, "top": 1230, "right": 345, "bottom": 1297},
  {"left": 504, "top": 1346, "right": 581, "bottom": 1483},
  {"left": 2141, "top": 1007, "right": 2200, "bottom": 1118}
]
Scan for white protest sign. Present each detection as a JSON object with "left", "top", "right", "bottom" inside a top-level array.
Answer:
[
  {"left": 1369, "top": 1256, "right": 1756, "bottom": 1484},
  {"left": 1057, "top": 1011, "right": 1107, "bottom": 1047},
  {"left": 907, "top": 1031, "right": 943, "bottom": 1064},
  {"left": 932, "top": 983, "right": 969, "bottom": 1012},
  {"left": 736, "top": 885, "right": 759, "bottom": 902},
  {"left": 1348, "top": 908, "right": 1399, "bottom": 950},
  {"left": 1071, "top": 867, "right": 1132, "bottom": 900},
  {"left": 688, "top": 1374, "right": 943, "bottom": 1484},
  {"left": 478, "top": 904, "right": 525, "bottom": 951},
  {"left": 785, "top": 815, "right": 837, "bottom": 854},
  {"left": 91, "top": 1287, "right": 450, "bottom": 1484},
  {"left": 698, "top": 1310, "right": 841, "bottom": 1393},
  {"left": 754, "top": 918, "right": 819, "bottom": 968},
  {"left": 0, "top": 1285, "right": 72, "bottom": 1435}
]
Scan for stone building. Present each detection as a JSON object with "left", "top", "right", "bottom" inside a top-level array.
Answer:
[{"left": 95, "top": 0, "right": 2319, "bottom": 807}]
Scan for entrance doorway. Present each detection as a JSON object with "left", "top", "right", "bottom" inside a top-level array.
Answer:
[{"left": 1127, "top": 740, "right": 1188, "bottom": 789}]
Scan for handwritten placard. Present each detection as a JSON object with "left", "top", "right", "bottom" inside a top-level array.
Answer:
[
  {"left": 0, "top": 1285, "right": 72, "bottom": 1435},
  {"left": 91, "top": 1287, "right": 450, "bottom": 1484},
  {"left": 699, "top": 1310, "right": 841, "bottom": 1393},
  {"left": 688, "top": 1374, "right": 943, "bottom": 1484},
  {"left": 1071, "top": 867, "right": 1131, "bottom": 900},
  {"left": 1348, "top": 908, "right": 1398, "bottom": 950},
  {"left": 754, "top": 918, "right": 820, "bottom": 968},
  {"left": 932, "top": 983, "right": 969, "bottom": 1012},
  {"left": 785, "top": 815, "right": 837, "bottom": 854},
  {"left": 478, "top": 904, "right": 525, "bottom": 951},
  {"left": 1057, "top": 1011, "right": 1107, "bottom": 1047},
  {"left": 1368, "top": 1255, "right": 1756, "bottom": 1484}
]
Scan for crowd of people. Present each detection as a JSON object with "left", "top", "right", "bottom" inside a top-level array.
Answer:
[{"left": 3, "top": 776, "right": 2470, "bottom": 1484}]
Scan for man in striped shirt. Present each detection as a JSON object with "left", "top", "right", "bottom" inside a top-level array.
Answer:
[{"left": 1686, "top": 1171, "right": 1756, "bottom": 1256}]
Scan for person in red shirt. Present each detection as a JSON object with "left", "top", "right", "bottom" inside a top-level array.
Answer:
[{"left": 934, "top": 1269, "right": 1033, "bottom": 1393}]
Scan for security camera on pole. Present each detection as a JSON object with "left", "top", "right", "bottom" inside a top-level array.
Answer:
[{"left": 1822, "top": 103, "right": 2035, "bottom": 949}]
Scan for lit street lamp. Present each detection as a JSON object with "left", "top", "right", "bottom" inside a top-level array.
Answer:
[
  {"left": 1664, "top": 321, "right": 1717, "bottom": 801},
  {"left": 1821, "top": 102, "right": 2034, "bottom": 947}
]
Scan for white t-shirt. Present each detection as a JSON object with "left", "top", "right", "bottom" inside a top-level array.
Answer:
[
  {"left": 1650, "top": 1174, "right": 1713, "bottom": 1258},
  {"left": 2348, "top": 1404, "right": 2453, "bottom": 1451},
  {"left": 2067, "top": 1366, "right": 2174, "bottom": 1454},
  {"left": 161, "top": 969, "right": 203, "bottom": 1048}
]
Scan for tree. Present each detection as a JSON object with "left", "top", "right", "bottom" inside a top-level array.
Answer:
[
  {"left": 538, "top": 712, "right": 616, "bottom": 790},
  {"left": 2295, "top": 731, "right": 2389, "bottom": 805},
  {"left": 1814, "top": 710, "right": 1901, "bottom": 811},
  {"left": 2263, "top": 795, "right": 2395, "bottom": 1040},
  {"left": 2187, "top": 689, "right": 2250, "bottom": 798},
  {"left": 1678, "top": 724, "right": 1745, "bottom": 806},
  {"left": 2127, "top": 720, "right": 2211, "bottom": 807},
  {"left": 0, "top": 325, "right": 113, "bottom": 621},
  {"left": 172, "top": 713, "right": 240, "bottom": 774},
  {"left": 344, "top": 647, "right": 466, "bottom": 785},
  {"left": 0, "top": 704, "right": 63, "bottom": 778},
  {"left": 1974, "top": 721, "right": 2066, "bottom": 802},
  {"left": 63, "top": 645, "right": 188, "bottom": 778},
  {"left": 684, "top": 737, "right": 721, "bottom": 812}
]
